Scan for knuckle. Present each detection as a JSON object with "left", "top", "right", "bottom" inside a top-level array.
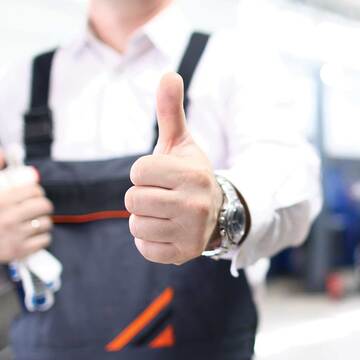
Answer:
[
  {"left": 182, "top": 169, "right": 196, "bottom": 185},
  {"left": 130, "top": 164, "right": 140, "bottom": 185},
  {"left": 33, "top": 185, "right": 45, "bottom": 197},
  {"left": 124, "top": 187, "right": 136, "bottom": 213},
  {"left": 196, "top": 169, "right": 212, "bottom": 188},
  {"left": 41, "top": 198, "right": 54, "bottom": 214},
  {"left": 35, "top": 234, "right": 51, "bottom": 250},
  {"left": 42, "top": 233, "right": 52, "bottom": 246},
  {"left": 47, "top": 200, "right": 54, "bottom": 213},
  {"left": 197, "top": 201, "right": 211, "bottom": 217},
  {"left": 187, "top": 199, "right": 211, "bottom": 218},
  {"left": 42, "top": 216, "right": 53, "bottom": 231},
  {"left": 30, "top": 197, "right": 52, "bottom": 214},
  {"left": 129, "top": 215, "right": 140, "bottom": 238},
  {"left": 183, "top": 168, "right": 212, "bottom": 189},
  {"left": 135, "top": 239, "right": 153, "bottom": 262},
  {"left": 130, "top": 157, "right": 149, "bottom": 185}
]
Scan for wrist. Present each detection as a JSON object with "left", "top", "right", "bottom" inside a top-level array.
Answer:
[
  {"left": 203, "top": 175, "right": 251, "bottom": 258},
  {"left": 205, "top": 179, "right": 223, "bottom": 252}
]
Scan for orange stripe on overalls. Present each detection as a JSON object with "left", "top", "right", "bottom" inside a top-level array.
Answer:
[{"left": 52, "top": 210, "right": 130, "bottom": 224}]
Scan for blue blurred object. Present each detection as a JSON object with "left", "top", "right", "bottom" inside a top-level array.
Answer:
[{"left": 325, "top": 160, "right": 360, "bottom": 266}]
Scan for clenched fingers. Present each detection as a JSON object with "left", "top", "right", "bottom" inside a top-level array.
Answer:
[
  {"left": 134, "top": 238, "right": 179, "bottom": 264},
  {"left": 129, "top": 214, "right": 181, "bottom": 243},
  {"left": 0, "top": 184, "right": 45, "bottom": 210},
  {"left": 20, "top": 216, "right": 53, "bottom": 239},
  {"left": 15, "top": 197, "right": 54, "bottom": 223},
  {"left": 130, "top": 155, "right": 188, "bottom": 189},
  {"left": 125, "top": 186, "right": 180, "bottom": 219},
  {"left": 17, "top": 233, "right": 52, "bottom": 260}
]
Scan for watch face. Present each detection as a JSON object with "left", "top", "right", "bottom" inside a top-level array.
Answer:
[{"left": 227, "top": 205, "right": 245, "bottom": 243}]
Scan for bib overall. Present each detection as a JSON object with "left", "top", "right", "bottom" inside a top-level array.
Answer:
[{"left": 10, "top": 33, "right": 258, "bottom": 360}]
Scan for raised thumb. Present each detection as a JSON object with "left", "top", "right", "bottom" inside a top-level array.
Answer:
[{"left": 155, "top": 73, "right": 187, "bottom": 154}]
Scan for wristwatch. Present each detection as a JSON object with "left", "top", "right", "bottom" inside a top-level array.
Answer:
[{"left": 202, "top": 175, "right": 249, "bottom": 259}]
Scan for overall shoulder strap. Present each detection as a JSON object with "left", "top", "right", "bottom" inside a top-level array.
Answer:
[
  {"left": 177, "top": 32, "right": 210, "bottom": 110},
  {"left": 152, "top": 32, "right": 211, "bottom": 149},
  {"left": 24, "top": 50, "right": 56, "bottom": 162}
]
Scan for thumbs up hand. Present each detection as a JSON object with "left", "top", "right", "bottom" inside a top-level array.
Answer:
[{"left": 125, "top": 73, "right": 223, "bottom": 265}]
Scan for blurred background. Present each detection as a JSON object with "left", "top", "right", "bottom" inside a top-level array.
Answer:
[{"left": 1, "top": 0, "right": 360, "bottom": 359}]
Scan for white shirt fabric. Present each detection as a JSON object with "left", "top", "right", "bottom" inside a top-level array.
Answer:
[{"left": 0, "top": 3, "right": 322, "bottom": 277}]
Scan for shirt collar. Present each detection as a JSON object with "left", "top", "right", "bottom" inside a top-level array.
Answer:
[
  {"left": 69, "top": 2, "right": 191, "bottom": 66},
  {"left": 142, "top": 2, "right": 191, "bottom": 62}
]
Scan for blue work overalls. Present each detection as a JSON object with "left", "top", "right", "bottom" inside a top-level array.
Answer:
[{"left": 11, "top": 33, "right": 258, "bottom": 360}]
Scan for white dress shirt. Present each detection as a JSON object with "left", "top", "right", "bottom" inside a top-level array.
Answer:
[{"left": 0, "top": 3, "right": 322, "bottom": 277}]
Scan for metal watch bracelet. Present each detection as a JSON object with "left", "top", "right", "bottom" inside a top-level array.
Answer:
[{"left": 202, "top": 175, "right": 247, "bottom": 260}]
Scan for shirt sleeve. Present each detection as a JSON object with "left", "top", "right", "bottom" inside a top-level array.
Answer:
[{"left": 214, "top": 33, "right": 322, "bottom": 277}]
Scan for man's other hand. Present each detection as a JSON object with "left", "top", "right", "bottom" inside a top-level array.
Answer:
[{"left": 0, "top": 152, "right": 54, "bottom": 263}]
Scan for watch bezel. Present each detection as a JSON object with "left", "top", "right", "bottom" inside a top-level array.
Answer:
[{"left": 223, "top": 198, "right": 246, "bottom": 245}]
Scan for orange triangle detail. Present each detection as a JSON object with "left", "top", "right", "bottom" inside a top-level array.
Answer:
[
  {"left": 149, "top": 325, "right": 175, "bottom": 349},
  {"left": 106, "top": 288, "right": 174, "bottom": 352}
]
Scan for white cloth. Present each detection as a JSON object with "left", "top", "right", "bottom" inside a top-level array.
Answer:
[{"left": 0, "top": 3, "right": 322, "bottom": 276}]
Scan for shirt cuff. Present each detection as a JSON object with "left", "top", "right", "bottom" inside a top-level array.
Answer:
[{"left": 215, "top": 169, "right": 275, "bottom": 277}]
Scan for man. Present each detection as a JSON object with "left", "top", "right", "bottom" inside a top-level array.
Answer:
[{"left": 0, "top": 0, "right": 322, "bottom": 359}]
